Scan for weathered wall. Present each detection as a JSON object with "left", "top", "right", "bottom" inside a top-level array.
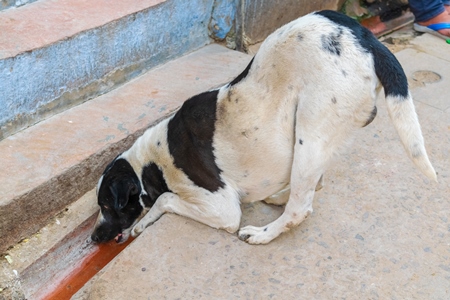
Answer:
[
  {"left": 236, "top": 0, "right": 346, "bottom": 50},
  {"left": 210, "top": 0, "right": 238, "bottom": 40}
]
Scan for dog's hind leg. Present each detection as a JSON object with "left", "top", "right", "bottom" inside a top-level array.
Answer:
[
  {"left": 263, "top": 187, "right": 290, "bottom": 206},
  {"left": 238, "top": 122, "right": 334, "bottom": 244},
  {"left": 315, "top": 174, "right": 324, "bottom": 191},
  {"left": 132, "top": 189, "right": 242, "bottom": 237},
  {"left": 263, "top": 175, "right": 323, "bottom": 207}
]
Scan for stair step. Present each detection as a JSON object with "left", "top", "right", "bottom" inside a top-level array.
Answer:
[
  {"left": 0, "top": 0, "right": 216, "bottom": 139},
  {"left": 0, "top": 189, "right": 99, "bottom": 299},
  {"left": 0, "top": 44, "right": 252, "bottom": 254},
  {"left": 1, "top": 0, "right": 39, "bottom": 11}
]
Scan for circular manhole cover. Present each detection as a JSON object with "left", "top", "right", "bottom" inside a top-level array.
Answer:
[{"left": 412, "top": 70, "right": 441, "bottom": 84}]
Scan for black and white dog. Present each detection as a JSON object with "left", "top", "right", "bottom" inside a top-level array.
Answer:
[{"left": 91, "top": 10, "right": 436, "bottom": 245}]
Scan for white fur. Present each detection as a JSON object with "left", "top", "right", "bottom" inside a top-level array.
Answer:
[{"left": 126, "top": 13, "right": 435, "bottom": 244}]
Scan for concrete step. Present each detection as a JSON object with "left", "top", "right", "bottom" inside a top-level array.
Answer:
[
  {"left": 0, "top": 189, "right": 100, "bottom": 299},
  {"left": 0, "top": 44, "right": 251, "bottom": 255},
  {"left": 0, "top": 0, "right": 216, "bottom": 140},
  {"left": 74, "top": 30, "right": 450, "bottom": 299},
  {"left": 0, "top": 0, "right": 39, "bottom": 12}
]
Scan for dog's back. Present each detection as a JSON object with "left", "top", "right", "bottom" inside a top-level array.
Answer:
[{"left": 213, "top": 10, "right": 436, "bottom": 196}]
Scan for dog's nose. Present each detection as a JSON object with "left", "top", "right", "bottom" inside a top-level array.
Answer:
[{"left": 91, "top": 233, "right": 100, "bottom": 243}]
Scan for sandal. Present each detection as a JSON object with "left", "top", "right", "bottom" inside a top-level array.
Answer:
[{"left": 413, "top": 23, "right": 450, "bottom": 43}]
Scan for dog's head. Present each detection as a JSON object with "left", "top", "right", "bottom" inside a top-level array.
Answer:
[{"left": 91, "top": 157, "right": 144, "bottom": 244}]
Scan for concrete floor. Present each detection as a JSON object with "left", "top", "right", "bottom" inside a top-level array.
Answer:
[{"left": 76, "top": 30, "right": 450, "bottom": 299}]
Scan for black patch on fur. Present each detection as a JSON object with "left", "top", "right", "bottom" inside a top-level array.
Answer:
[
  {"left": 92, "top": 158, "right": 143, "bottom": 243},
  {"left": 299, "top": 139, "right": 303, "bottom": 145},
  {"left": 230, "top": 57, "right": 254, "bottom": 86},
  {"left": 315, "top": 10, "right": 408, "bottom": 98},
  {"left": 167, "top": 90, "right": 224, "bottom": 192},
  {"left": 331, "top": 97, "right": 337, "bottom": 104},
  {"left": 297, "top": 33, "right": 304, "bottom": 41},
  {"left": 102, "top": 154, "right": 121, "bottom": 175},
  {"left": 321, "top": 27, "right": 343, "bottom": 56},
  {"left": 239, "top": 234, "right": 251, "bottom": 241},
  {"left": 363, "top": 106, "right": 377, "bottom": 127},
  {"left": 157, "top": 141, "right": 161, "bottom": 147},
  {"left": 341, "top": 69, "right": 347, "bottom": 77},
  {"left": 141, "top": 163, "right": 170, "bottom": 207}
]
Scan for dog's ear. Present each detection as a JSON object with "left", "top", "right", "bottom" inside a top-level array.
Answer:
[{"left": 110, "top": 179, "right": 140, "bottom": 211}]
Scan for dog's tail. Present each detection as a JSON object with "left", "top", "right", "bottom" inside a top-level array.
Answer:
[
  {"left": 314, "top": 10, "right": 436, "bottom": 181},
  {"left": 372, "top": 44, "right": 437, "bottom": 181}
]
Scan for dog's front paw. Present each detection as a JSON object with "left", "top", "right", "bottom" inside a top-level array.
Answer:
[
  {"left": 238, "top": 225, "right": 277, "bottom": 245},
  {"left": 131, "top": 222, "right": 145, "bottom": 237}
]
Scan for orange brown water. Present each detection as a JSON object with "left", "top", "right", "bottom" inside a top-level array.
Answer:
[{"left": 45, "top": 238, "right": 133, "bottom": 299}]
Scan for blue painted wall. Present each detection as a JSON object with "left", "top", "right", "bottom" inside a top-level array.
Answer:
[
  {"left": 0, "top": 0, "right": 215, "bottom": 139},
  {"left": 210, "top": 0, "right": 237, "bottom": 40}
]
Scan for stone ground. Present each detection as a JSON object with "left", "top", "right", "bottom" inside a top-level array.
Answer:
[{"left": 75, "top": 28, "right": 448, "bottom": 299}]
